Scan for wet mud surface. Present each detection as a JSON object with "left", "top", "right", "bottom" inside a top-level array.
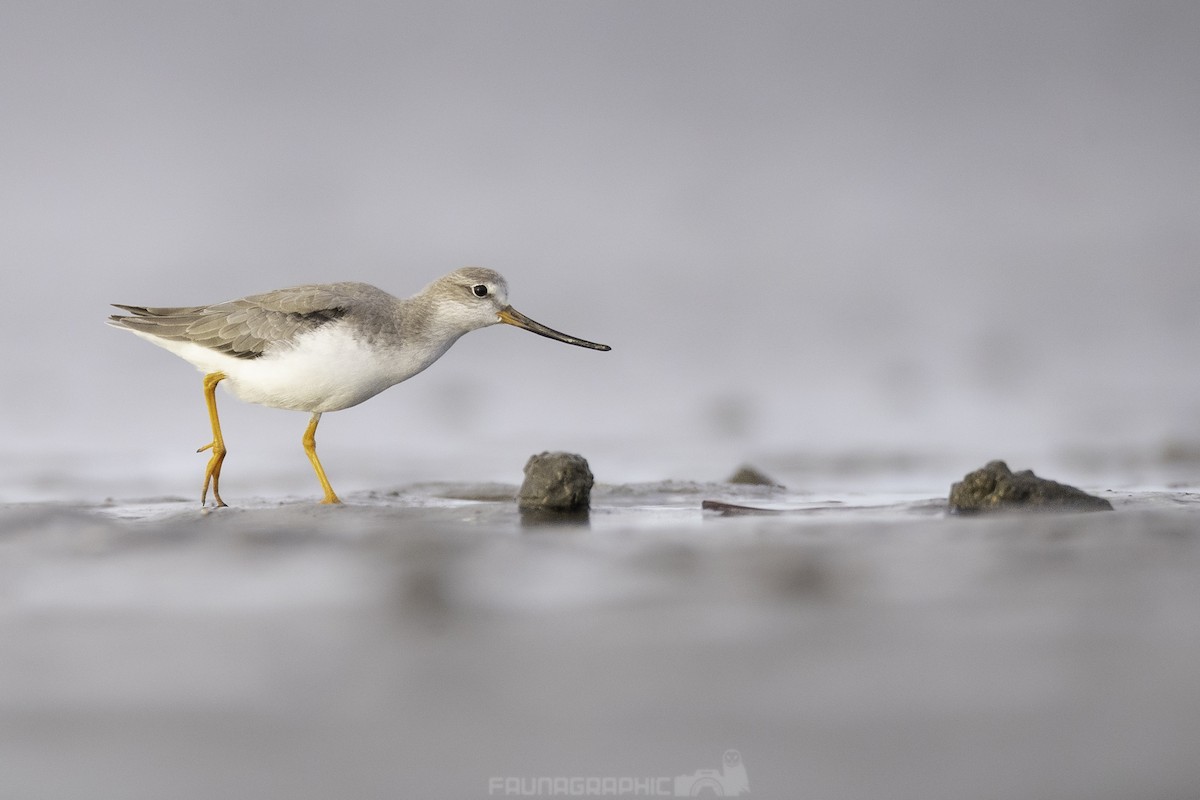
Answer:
[{"left": 3, "top": 482, "right": 1200, "bottom": 799}]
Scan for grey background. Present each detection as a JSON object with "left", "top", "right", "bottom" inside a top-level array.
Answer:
[
  {"left": 4, "top": 7, "right": 1200, "bottom": 800},
  {"left": 3, "top": 1, "right": 1198, "bottom": 498}
]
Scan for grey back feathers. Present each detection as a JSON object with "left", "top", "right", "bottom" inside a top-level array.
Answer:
[{"left": 107, "top": 282, "right": 391, "bottom": 359}]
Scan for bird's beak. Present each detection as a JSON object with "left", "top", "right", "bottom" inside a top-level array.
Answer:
[{"left": 497, "top": 306, "right": 611, "bottom": 351}]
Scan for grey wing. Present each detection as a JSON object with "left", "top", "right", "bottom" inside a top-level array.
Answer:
[{"left": 108, "top": 283, "right": 365, "bottom": 359}]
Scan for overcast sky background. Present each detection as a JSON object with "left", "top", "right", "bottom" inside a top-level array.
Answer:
[{"left": 2, "top": 1, "right": 1198, "bottom": 496}]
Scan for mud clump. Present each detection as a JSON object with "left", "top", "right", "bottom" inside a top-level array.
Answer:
[
  {"left": 518, "top": 452, "right": 594, "bottom": 515},
  {"left": 949, "top": 460, "right": 1113, "bottom": 513},
  {"left": 725, "top": 464, "right": 783, "bottom": 487}
]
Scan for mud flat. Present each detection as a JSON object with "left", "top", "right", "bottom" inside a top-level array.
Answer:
[{"left": 2, "top": 482, "right": 1199, "bottom": 799}]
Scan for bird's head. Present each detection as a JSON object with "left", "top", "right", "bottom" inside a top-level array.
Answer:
[{"left": 428, "top": 267, "right": 611, "bottom": 351}]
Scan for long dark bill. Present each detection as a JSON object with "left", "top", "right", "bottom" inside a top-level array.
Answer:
[{"left": 497, "top": 306, "right": 611, "bottom": 351}]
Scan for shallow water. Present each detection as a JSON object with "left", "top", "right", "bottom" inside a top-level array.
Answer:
[{"left": 3, "top": 479, "right": 1200, "bottom": 799}]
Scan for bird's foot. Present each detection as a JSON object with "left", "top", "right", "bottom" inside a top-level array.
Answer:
[{"left": 198, "top": 440, "right": 228, "bottom": 507}]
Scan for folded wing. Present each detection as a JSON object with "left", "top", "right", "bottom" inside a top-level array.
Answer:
[{"left": 108, "top": 284, "right": 358, "bottom": 360}]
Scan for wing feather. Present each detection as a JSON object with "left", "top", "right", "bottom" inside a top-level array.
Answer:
[{"left": 107, "top": 283, "right": 378, "bottom": 359}]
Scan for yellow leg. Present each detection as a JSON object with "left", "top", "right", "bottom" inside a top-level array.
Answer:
[
  {"left": 197, "top": 372, "right": 229, "bottom": 507},
  {"left": 303, "top": 412, "right": 341, "bottom": 504}
]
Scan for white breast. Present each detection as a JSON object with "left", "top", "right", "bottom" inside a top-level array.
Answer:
[{"left": 129, "top": 323, "right": 459, "bottom": 413}]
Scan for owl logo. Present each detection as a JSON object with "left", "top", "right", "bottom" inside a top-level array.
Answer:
[{"left": 673, "top": 749, "right": 750, "bottom": 796}]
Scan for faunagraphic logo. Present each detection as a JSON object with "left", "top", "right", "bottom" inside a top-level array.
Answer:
[
  {"left": 487, "top": 749, "right": 750, "bottom": 796},
  {"left": 673, "top": 750, "right": 750, "bottom": 796}
]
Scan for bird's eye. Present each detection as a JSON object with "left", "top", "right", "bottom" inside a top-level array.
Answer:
[{"left": 472, "top": 284, "right": 489, "bottom": 298}]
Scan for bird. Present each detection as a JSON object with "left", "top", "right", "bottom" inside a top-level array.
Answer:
[{"left": 108, "top": 267, "right": 611, "bottom": 507}]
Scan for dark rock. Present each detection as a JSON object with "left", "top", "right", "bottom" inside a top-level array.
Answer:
[
  {"left": 517, "top": 452, "right": 594, "bottom": 513},
  {"left": 725, "top": 464, "right": 783, "bottom": 487},
  {"left": 949, "top": 460, "right": 1113, "bottom": 513}
]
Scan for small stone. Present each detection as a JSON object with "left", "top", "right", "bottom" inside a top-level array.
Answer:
[
  {"left": 949, "top": 460, "right": 1112, "bottom": 513},
  {"left": 517, "top": 452, "right": 594, "bottom": 513},
  {"left": 726, "top": 464, "right": 783, "bottom": 487}
]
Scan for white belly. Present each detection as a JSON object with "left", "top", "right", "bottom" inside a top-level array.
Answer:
[{"left": 129, "top": 324, "right": 454, "bottom": 413}]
